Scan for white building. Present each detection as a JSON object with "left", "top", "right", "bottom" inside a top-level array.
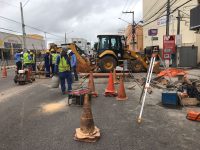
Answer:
[
  {"left": 0, "top": 31, "right": 45, "bottom": 61},
  {"left": 71, "top": 38, "right": 93, "bottom": 55}
]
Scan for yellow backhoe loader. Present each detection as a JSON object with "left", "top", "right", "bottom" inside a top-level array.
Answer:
[{"left": 95, "top": 34, "right": 160, "bottom": 73}]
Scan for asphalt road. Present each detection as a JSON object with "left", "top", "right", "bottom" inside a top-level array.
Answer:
[
  {"left": 0, "top": 71, "right": 199, "bottom": 150},
  {"left": 0, "top": 68, "right": 16, "bottom": 92}
]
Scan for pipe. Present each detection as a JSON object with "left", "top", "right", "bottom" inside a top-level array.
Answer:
[{"left": 79, "top": 73, "right": 130, "bottom": 78}]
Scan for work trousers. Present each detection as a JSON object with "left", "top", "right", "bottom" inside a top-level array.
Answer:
[
  {"left": 32, "top": 63, "right": 36, "bottom": 71},
  {"left": 16, "top": 61, "right": 22, "bottom": 72},
  {"left": 59, "top": 71, "right": 72, "bottom": 94},
  {"left": 72, "top": 66, "right": 78, "bottom": 81},
  {"left": 51, "top": 64, "right": 55, "bottom": 75},
  {"left": 45, "top": 65, "right": 50, "bottom": 77}
]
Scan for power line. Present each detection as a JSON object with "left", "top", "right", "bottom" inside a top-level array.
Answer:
[
  {"left": 0, "top": 0, "right": 18, "bottom": 7},
  {"left": 144, "top": 1, "right": 168, "bottom": 22},
  {"left": 143, "top": 0, "right": 193, "bottom": 27},
  {"left": 23, "top": 0, "right": 31, "bottom": 7},
  {"left": 144, "top": 0, "right": 177, "bottom": 24},
  {"left": 0, "top": 27, "right": 22, "bottom": 34},
  {"left": 0, "top": 15, "right": 64, "bottom": 39},
  {"left": 143, "top": 0, "right": 161, "bottom": 18}
]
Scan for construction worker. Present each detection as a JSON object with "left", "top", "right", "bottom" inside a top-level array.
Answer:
[
  {"left": 67, "top": 49, "right": 78, "bottom": 81},
  {"left": 30, "top": 51, "right": 36, "bottom": 71},
  {"left": 14, "top": 50, "right": 23, "bottom": 72},
  {"left": 55, "top": 48, "right": 72, "bottom": 95},
  {"left": 23, "top": 50, "right": 32, "bottom": 68},
  {"left": 50, "top": 49, "right": 58, "bottom": 75},
  {"left": 44, "top": 50, "right": 51, "bottom": 77}
]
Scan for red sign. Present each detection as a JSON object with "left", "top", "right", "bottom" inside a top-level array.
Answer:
[{"left": 163, "top": 35, "right": 176, "bottom": 60}]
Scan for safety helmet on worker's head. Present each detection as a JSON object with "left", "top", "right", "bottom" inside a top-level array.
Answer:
[
  {"left": 46, "top": 50, "right": 50, "bottom": 53},
  {"left": 50, "top": 49, "right": 55, "bottom": 52},
  {"left": 62, "top": 47, "right": 67, "bottom": 52},
  {"left": 67, "top": 49, "right": 72, "bottom": 55}
]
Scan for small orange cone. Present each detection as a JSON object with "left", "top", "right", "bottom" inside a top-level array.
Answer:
[
  {"left": 113, "top": 69, "right": 119, "bottom": 84},
  {"left": 116, "top": 76, "right": 128, "bottom": 101},
  {"left": 88, "top": 72, "right": 98, "bottom": 97},
  {"left": 104, "top": 72, "right": 117, "bottom": 97},
  {"left": 1, "top": 66, "right": 7, "bottom": 78}
]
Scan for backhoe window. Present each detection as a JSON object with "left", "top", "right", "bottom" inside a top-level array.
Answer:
[
  {"left": 99, "top": 37, "right": 110, "bottom": 50},
  {"left": 111, "top": 38, "right": 117, "bottom": 50}
]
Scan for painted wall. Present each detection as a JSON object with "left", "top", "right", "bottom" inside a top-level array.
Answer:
[{"left": 143, "top": 0, "right": 199, "bottom": 62}]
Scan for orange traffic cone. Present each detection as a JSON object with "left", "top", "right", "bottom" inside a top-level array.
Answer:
[
  {"left": 116, "top": 76, "right": 128, "bottom": 101},
  {"left": 74, "top": 94, "right": 100, "bottom": 142},
  {"left": 88, "top": 72, "right": 98, "bottom": 97},
  {"left": 104, "top": 72, "right": 117, "bottom": 97},
  {"left": 1, "top": 66, "right": 7, "bottom": 78},
  {"left": 113, "top": 69, "right": 119, "bottom": 84}
]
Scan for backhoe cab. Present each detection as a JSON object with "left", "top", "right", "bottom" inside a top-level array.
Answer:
[{"left": 96, "top": 34, "right": 147, "bottom": 73}]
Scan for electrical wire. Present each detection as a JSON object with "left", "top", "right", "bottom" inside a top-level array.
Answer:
[
  {"left": 0, "top": 27, "right": 22, "bottom": 34},
  {"left": 0, "top": 0, "right": 18, "bottom": 7},
  {"left": 23, "top": 0, "right": 31, "bottom": 7},
  {"left": 143, "top": 0, "right": 193, "bottom": 27},
  {"left": 144, "top": 0, "right": 177, "bottom": 24},
  {"left": 0, "top": 15, "right": 64, "bottom": 39},
  {"left": 143, "top": 0, "right": 161, "bottom": 19}
]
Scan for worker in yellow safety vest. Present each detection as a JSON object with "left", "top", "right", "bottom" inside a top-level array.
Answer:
[
  {"left": 23, "top": 50, "right": 32, "bottom": 68},
  {"left": 50, "top": 49, "right": 58, "bottom": 75},
  {"left": 30, "top": 51, "right": 36, "bottom": 71},
  {"left": 55, "top": 47, "right": 72, "bottom": 95}
]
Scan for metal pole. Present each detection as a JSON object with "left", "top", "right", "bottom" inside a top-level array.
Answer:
[
  {"left": 20, "top": 2, "right": 26, "bottom": 50},
  {"left": 132, "top": 12, "right": 135, "bottom": 50},
  {"left": 65, "top": 32, "right": 67, "bottom": 44},
  {"left": 166, "top": 0, "right": 170, "bottom": 36},
  {"left": 177, "top": 10, "right": 181, "bottom": 35}
]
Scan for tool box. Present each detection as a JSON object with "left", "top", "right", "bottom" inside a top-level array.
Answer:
[{"left": 162, "top": 91, "right": 179, "bottom": 105}]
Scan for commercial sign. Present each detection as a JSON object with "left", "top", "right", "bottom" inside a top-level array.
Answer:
[
  {"left": 157, "top": 16, "right": 172, "bottom": 26},
  {"left": 163, "top": 35, "right": 176, "bottom": 60},
  {"left": 148, "top": 29, "right": 158, "bottom": 36}
]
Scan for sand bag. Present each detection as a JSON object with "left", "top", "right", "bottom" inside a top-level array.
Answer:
[{"left": 51, "top": 75, "right": 59, "bottom": 88}]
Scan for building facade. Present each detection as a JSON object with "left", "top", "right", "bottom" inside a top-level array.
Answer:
[
  {"left": 124, "top": 25, "right": 143, "bottom": 51},
  {"left": 0, "top": 31, "right": 45, "bottom": 63},
  {"left": 143, "top": 0, "right": 200, "bottom": 63},
  {"left": 71, "top": 38, "right": 93, "bottom": 55}
]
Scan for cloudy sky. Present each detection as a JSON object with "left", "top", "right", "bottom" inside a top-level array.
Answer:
[{"left": 0, "top": 0, "right": 142, "bottom": 44}]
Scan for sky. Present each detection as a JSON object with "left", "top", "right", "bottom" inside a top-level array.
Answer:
[{"left": 0, "top": 0, "right": 142, "bottom": 44}]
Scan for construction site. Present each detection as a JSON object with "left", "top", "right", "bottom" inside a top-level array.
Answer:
[{"left": 0, "top": 0, "right": 200, "bottom": 150}]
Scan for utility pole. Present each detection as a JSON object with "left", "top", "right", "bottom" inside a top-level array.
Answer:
[
  {"left": 65, "top": 32, "right": 67, "bottom": 44},
  {"left": 177, "top": 10, "right": 181, "bottom": 35},
  {"left": 122, "top": 11, "right": 135, "bottom": 49},
  {"left": 20, "top": 2, "right": 27, "bottom": 50},
  {"left": 166, "top": 0, "right": 170, "bottom": 36}
]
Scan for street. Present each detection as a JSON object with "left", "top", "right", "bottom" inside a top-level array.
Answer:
[{"left": 0, "top": 69, "right": 199, "bottom": 150}]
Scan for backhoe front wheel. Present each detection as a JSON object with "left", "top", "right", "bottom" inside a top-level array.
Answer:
[{"left": 99, "top": 56, "right": 117, "bottom": 73}]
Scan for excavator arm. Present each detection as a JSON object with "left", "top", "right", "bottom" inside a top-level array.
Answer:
[{"left": 65, "top": 43, "right": 94, "bottom": 73}]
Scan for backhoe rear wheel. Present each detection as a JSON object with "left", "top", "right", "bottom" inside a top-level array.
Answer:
[
  {"left": 128, "top": 60, "right": 144, "bottom": 73},
  {"left": 99, "top": 56, "right": 117, "bottom": 73}
]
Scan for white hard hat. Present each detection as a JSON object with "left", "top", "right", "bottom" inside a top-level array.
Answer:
[
  {"left": 20, "top": 52, "right": 24, "bottom": 54},
  {"left": 67, "top": 49, "right": 72, "bottom": 55}
]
